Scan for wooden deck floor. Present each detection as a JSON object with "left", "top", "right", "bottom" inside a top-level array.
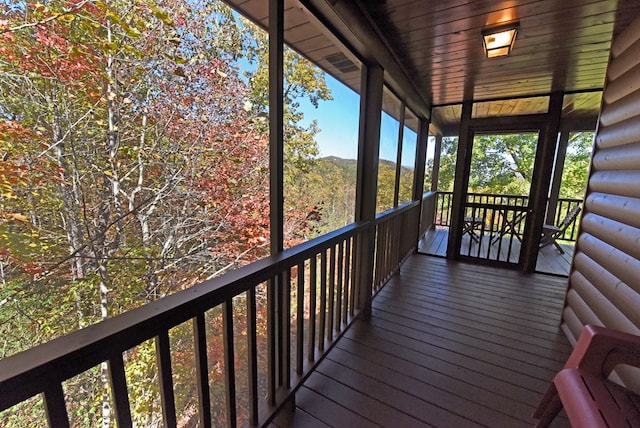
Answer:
[
  {"left": 272, "top": 255, "right": 572, "bottom": 428},
  {"left": 418, "top": 227, "right": 574, "bottom": 276}
]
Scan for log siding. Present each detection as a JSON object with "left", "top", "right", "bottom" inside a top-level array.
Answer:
[{"left": 563, "top": 14, "right": 640, "bottom": 394}]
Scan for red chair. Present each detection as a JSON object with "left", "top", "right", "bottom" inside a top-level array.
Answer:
[{"left": 532, "top": 324, "right": 640, "bottom": 427}]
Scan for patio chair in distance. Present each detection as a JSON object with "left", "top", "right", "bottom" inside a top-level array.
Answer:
[{"left": 539, "top": 205, "right": 581, "bottom": 254}]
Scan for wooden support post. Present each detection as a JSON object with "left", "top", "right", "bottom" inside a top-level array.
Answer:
[
  {"left": 447, "top": 100, "right": 473, "bottom": 259},
  {"left": 355, "top": 63, "right": 383, "bottom": 319},
  {"left": 431, "top": 134, "right": 442, "bottom": 192},
  {"left": 267, "top": 0, "right": 284, "bottom": 408},
  {"left": 393, "top": 106, "right": 406, "bottom": 208},
  {"left": 269, "top": 0, "right": 284, "bottom": 255},
  {"left": 546, "top": 130, "right": 570, "bottom": 224},
  {"left": 413, "top": 118, "right": 430, "bottom": 201},
  {"left": 523, "top": 91, "right": 564, "bottom": 272},
  {"left": 413, "top": 118, "right": 430, "bottom": 247}
]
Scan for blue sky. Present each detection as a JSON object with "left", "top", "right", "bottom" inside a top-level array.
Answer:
[
  {"left": 305, "top": 73, "right": 420, "bottom": 166},
  {"left": 304, "top": 74, "right": 360, "bottom": 160}
]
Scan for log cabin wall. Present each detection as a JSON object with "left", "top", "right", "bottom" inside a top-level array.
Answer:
[{"left": 562, "top": 15, "right": 640, "bottom": 394}]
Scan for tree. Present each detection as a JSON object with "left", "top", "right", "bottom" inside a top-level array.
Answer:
[
  {"left": 437, "top": 137, "right": 459, "bottom": 191},
  {"left": 435, "top": 132, "right": 592, "bottom": 198},
  {"left": 560, "top": 132, "right": 593, "bottom": 198},
  {"left": 242, "top": 32, "right": 333, "bottom": 246},
  {"left": 1, "top": 0, "right": 333, "bottom": 425}
]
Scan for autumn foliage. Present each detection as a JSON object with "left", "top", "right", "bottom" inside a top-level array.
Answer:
[{"left": 0, "top": 0, "right": 332, "bottom": 425}]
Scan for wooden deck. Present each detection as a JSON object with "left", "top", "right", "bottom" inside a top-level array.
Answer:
[
  {"left": 418, "top": 227, "right": 575, "bottom": 276},
  {"left": 272, "top": 255, "right": 572, "bottom": 427}
]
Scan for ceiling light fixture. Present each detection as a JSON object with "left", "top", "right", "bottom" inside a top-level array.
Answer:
[{"left": 482, "top": 23, "right": 519, "bottom": 58}]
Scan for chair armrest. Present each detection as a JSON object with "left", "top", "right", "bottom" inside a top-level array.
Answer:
[{"left": 565, "top": 325, "right": 640, "bottom": 378}]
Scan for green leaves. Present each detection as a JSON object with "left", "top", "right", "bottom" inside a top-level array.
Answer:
[{"left": 148, "top": 3, "right": 174, "bottom": 27}]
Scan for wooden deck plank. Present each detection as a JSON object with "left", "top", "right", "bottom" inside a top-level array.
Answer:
[
  {"left": 339, "top": 331, "right": 543, "bottom": 407},
  {"left": 269, "top": 405, "right": 329, "bottom": 428},
  {"left": 371, "top": 295, "right": 570, "bottom": 364},
  {"left": 366, "top": 313, "right": 559, "bottom": 384},
  {"left": 304, "top": 370, "right": 431, "bottom": 427},
  {"left": 328, "top": 345, "right": 533, "bottom": 426},
  {"left": 292, "top": 385, "right": 375, "bottom": 428},
  {"left": 380, "top": 276, "right": 568, "bottom": 336},
  {"left": 374, "top": 287, "right": 571, "bottom": 354},
  {"left": 345, "top": 321, "right": 552, "bottom": 394},
  {"left": 279, "top": 255, "right": 572, "bottom": 427},
  {"left": 391, "top": 268, "right": 567, "bottom": 318},
  {"left": 315, "top": 359, "right": 479, "bottom": 427}
]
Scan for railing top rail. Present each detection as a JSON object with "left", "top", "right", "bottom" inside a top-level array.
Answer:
[
  {"left": 465, "top": 202, "right": 530, "bottom": 211},
  {"left": 421, "top": 190, "right": 437, "bottom": 200},
  {"left": 0, "top": 219, "right": 372, "bottom": 409},
  {"left": 435, "top": 189, "right": 582, "bottom": 204},
  {"left": 374, "top": 200, "right": 420, "bottom": 223}
]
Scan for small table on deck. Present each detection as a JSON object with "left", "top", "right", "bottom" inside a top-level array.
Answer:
[{"left": 462, "top": 216, "right": 484, "bottom": 243}]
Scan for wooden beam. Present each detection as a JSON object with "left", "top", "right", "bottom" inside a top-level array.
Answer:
[{"left": 303, "top": 0, "right": 431, "bottom": 120}]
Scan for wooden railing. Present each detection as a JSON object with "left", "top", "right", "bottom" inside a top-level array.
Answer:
[
  {"left": 0, "top": 203, "right": 421, "bottom": 427},
  {"left": 551, "top": 198, "right": 582, "bottom": 241},
  {"left": 433, "top": 191, "right": 582, "bottom": 242},
  {"left": 374, "top": 201, "right": 421, "bottom": 293},
  {"left": 460, "top": 202, "right": 528, "bottom": 263},
  {"left": 419, "top": 191, "right": 437, "bottom": 237}
]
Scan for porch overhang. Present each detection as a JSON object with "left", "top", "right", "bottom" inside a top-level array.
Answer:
[{"left": 226, "top": 0, "right": 640, "bottom": 134}]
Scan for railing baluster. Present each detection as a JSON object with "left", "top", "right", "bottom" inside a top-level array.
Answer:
[
  {"left": 43, "top": 383, "right": 70, "bottom": 428},
  {"left": 318, "top": 250, "right": 327, "bottom": 352},
  {"left": 382, "top": 222, "right": 388, "bottom": 286},
  {"left": 308, "top": 255, "right": 317, "bottom": 362},
  {"left": 156, "top": 330, "right": 177, "bottom": 428},
  {"left": 283, "top": 269, "right": 291, "bottom": 389},
  {"left": 391, "top": 217, "right": 397, "bottom": 273},
  {"left": 108, "top": 354, "right": 132, "bottom": 428},
  {"left": 193, "top": 313, "right": 212, "bottom": 428},
  {"left": 445, "top": 192, "right": 450, "bottom": 225},
  {"left": 351, "top": 233, "right": 361, "bottom": 313},
  {"left": 246, "top": 288, "right": 259, "bottom": 426},
  {"left": 327, "top": 245, "right": 336, "bottom": 342},
  {"left": 343, "top": 236, "right": 351, "bottom": 322},
  {"left": 335, "top": 241, "right": 344, "bottom": 331},
  {"left": 474, "top": 205, "right": 481, "bottom": 258},
  {"left": 267, "top": 277, "right": 276, "bottom": 405},
  {"left": 296, "top": 262, "right": 305, "bottom": 375},
  {"left": 506, "top": 208, "right": 516, "bottom": 261},
  {"left": 276, "top": 273, "right": 284, "bottom": 388},
  {"left": 376, "top": 224, "right": 381, "bottom": 288},
  {"left": 223, "top": 299, "right": 237, "bottom": 428},
  {"left": 488, "top": 207, "right": 497, "bottom": 252}
]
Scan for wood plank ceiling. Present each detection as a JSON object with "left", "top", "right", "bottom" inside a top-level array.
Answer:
[{"left": 226, "top": 0, "right": 640, "bottom": 134}]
